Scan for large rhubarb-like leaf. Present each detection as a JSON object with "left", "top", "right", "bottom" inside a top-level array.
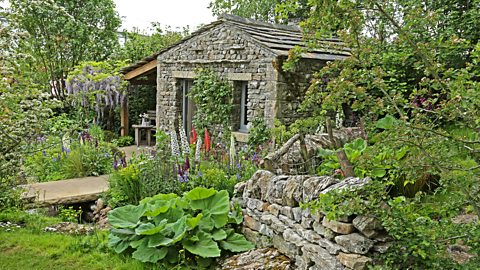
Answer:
[
  {"left": 108, "top": 204, "right": 145, "bottom": 228},
  {"left": 219, "top": 232, "right": 255, "bottom": 252},
  {"left": 183, "top": 233, "right": 220, "bottom": 258},
  {"left": 185, "top": 187, "right": 216, "bottom": 201},
  {"left": 132, "top": 243, "right": 168, "bottom": 263}
]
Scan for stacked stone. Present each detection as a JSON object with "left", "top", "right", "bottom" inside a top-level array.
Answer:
[
  {"left": 234, "top": 170, "right": 392, "bottom": 270},
  {"left": 92, "top": 198, "right": 111, "bottom": 229}
]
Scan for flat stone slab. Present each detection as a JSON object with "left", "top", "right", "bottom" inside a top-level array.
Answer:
[{"left": 21, "top": 175, "right": 109, "bottom": 207}]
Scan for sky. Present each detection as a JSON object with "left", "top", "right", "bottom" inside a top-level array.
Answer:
[{"left": 113, "top": 0, "right": 216, "bottom": 33}]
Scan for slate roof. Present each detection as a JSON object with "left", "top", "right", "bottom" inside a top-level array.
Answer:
[{"left": 121, "top": 14, "right": 350, "bottom": 75}]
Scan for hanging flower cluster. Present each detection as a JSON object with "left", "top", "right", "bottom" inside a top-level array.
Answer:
[{"left": 66, "top": 61, "right": 127, "bottom": 121}]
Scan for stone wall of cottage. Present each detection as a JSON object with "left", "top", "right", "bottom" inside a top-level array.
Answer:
[
  {"left": 234, "top": 170, "right": 392, "bottom": 270},
  {"left": 156, "top": 23, "right": 279, "bottom": 133},
  {"left": 155, "top": 23, "right": 328, "bottom": 134},
  {"left": 276, "top": 59, "right": 327, "bottom": 126}
]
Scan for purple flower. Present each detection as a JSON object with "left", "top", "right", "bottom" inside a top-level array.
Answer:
[
  {"left": 113, "top": 160, "right": 119, "bottom": 170},
  {"left": 65, "top": 148, "right": 70, "bottom": 155},
  {"left": 236, "top": 162, "right": 241, "bottom": 169},
  {"left": 52, "top": 157, "right": 57, "bottom": 162},
  {"left": 236, "top": 173, "right": 241, "bottom": 181},
  {"left": 183, "top": 157, "right": 190, "bottom": 171},
  {"left": 42, "top": 150, "right": 47, "bottom": 156},
  {"left": 252, "top": 153, "right": 258, "bottom": 162},
  {"left": 197, "top": 171, "right": 203, "bottom": 177}
]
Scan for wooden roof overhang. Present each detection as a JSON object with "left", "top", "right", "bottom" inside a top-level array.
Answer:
[{"left": 122, "top": 58, "right": 157, "bottom": 86}]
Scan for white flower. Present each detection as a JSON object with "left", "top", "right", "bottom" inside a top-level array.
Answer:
[
  {"left": 169, "top": 131, "right": 180, "bottom": 157},
  {"left": 179, "top": 127, "right": 190, "bottom": 155},
  {"left": 195, "top": 137, "right": 202, "bottom": 162}
]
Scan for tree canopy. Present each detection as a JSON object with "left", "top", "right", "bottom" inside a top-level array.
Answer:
[
  {"left": 10, "top": 0, "right": 121, "bottom": 98},
  {"left": 209, "top": 0, "right": 309, "bottom": 23},
  {"left": 277, "top": 1, "right": 480, "bottom": 268},
  {"left": 116, "top": 23, "right": 187, "bottom": 63}
]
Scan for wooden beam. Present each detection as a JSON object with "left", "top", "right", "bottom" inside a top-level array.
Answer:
[
  {"left": 120, "top": 96, "right": 129, "bottom": 136},
  {"left": 124, "top": 60, "right": 157, "bottom": 80},
  {"left": 129, "top": 79, "right": 157, "bottom": 85}
]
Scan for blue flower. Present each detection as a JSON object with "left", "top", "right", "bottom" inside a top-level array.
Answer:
[
  {"left": 197, "top": 171, "right": 203, "bottom": 177},
  {"left": 42, "top": 150, "right": 47, "bottom": 156},
  {"left": 52, "top": 157, "right": 57, "bottom": 162},
  {"left": 236, "top": 173, "right": 241, "bottom": 181}
]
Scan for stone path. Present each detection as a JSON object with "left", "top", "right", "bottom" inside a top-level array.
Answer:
[{"left": 21, "top": 145, "right": 151, "bottom": 207}]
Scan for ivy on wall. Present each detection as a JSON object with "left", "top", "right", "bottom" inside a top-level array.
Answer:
[{"left": 188, "top": 69, "right": 233, "bottom": 133}]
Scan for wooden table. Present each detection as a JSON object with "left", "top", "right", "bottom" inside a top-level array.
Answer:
[{"left": 132, "top": 124, "right": 154, "bottom": 146}]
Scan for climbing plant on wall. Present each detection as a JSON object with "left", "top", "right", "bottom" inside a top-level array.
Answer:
[{"left": 188, "top": 69, "right": 233, "bottom": 133}]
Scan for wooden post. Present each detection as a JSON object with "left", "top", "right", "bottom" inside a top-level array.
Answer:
[
  {"left": 326, "top": 117, "right": 355, "bottom": 177},
  {"left": 120, "top": 95, "right": 129, "bottom": 137}
]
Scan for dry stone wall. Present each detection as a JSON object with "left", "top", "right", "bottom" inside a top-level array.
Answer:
[{"left": 234, "top": 170, "right": 392, "bottom": 270}]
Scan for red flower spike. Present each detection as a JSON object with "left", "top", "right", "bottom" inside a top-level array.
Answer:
[
  {"left": 204, "top": 128, "right": 211, "bottom": 153},
  {"left": 190, "top": 127, "right": 197, "bottom": 145}
]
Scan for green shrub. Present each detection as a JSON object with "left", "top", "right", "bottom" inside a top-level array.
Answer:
[
  {"left": 59, "top": 206, "right": 83, "bottom": 223},
  {"left": 247, "top": 117, "right": 271, "bottom": 151},
  {"left": 0, "top": 178, "right": 22, "bottom": 211},
  {"left": 112, "top": 136, "right": 134, "bottom": 147},
  {"left": 108, "top": 187, "right": 253, "bottom": 268},
  {"left": 24, "top": 132, "right": 114, "bottom": 182},
  {"left": 193, "top": 168, "right": 236, "bottom": 196},
  {"left": 106, "top": 163, "right": 141, "bottom": 208}
]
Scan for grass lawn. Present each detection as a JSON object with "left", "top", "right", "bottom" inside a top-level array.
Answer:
[{"left": 0, "top": 209, "right": 146, "bottom": 270}]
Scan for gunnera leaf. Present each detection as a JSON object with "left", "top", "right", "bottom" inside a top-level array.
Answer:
[
  {"left": 182, "top": 238, "right": 221, "bottom": 258},
  {"left": 108, "top": 204, "right": 146, "bottom": 228},
  {"left": 132, "top": 243, "right": 169, "bottom": 263},
  {"left": 190, "top": 190, "right": 229, "bottom": 215},
  {"left": 108, "top": 234, "right": 130, "bottom": 253},
  {"left": 185, "top": 187, "right": 216, "bottom": 201},
  {"left": 219, "top": 233, "right": 255, "bottom": 252}
]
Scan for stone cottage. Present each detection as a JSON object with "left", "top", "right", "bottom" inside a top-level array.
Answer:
[{"left": 121, "top": 14, "right": 349, "bottom": 142}]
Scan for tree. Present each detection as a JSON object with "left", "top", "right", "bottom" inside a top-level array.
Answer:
[
  {"left": 0, "top": 5, "right": 58, "bottom": 208},
  {"left": 278, "top": 1, "right": 480, "bottom": 268},
  {"left": 117, "top": 23, "right": 187, "bottom": 63},
  {"left": 208, "top": 0, "right": 309, "bottom": 23},
  {"left": 10, "top": 0, "right": 121, "bottom": 99}
]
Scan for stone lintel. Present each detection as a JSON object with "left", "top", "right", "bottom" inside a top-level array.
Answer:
[
  {"left": 227, "top": 73, "right": 252, "bottom": 81},
  {"left": 172, "top": 71, "right": 196, "bottom": 78},
  {"left": 232, "top": 131, "right": 249, "bottom": 143},
  {"left": 172, "top": 71, "right": 252, "bottom": 81}
]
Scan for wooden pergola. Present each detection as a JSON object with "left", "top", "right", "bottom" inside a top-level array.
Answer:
[{"left": 120, "top": 58, "right": 158, "bottom": 136}]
